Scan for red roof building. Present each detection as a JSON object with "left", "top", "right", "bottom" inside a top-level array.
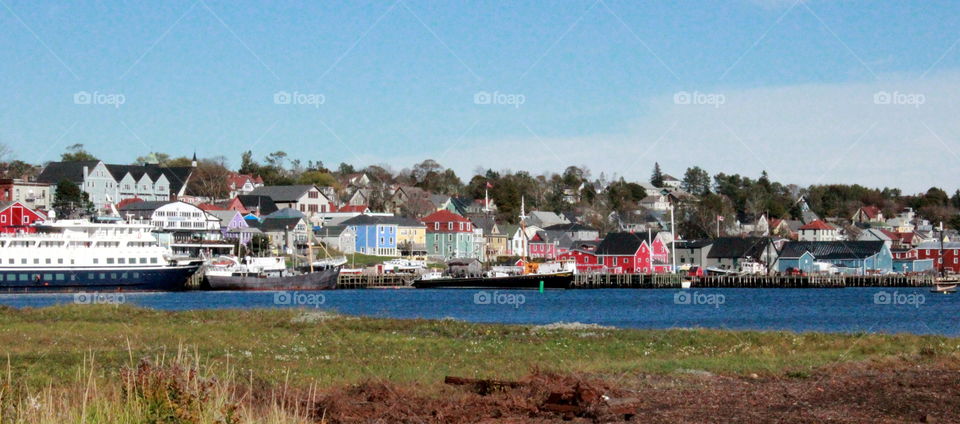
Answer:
[
  {"left": 798, "top": 220, "right": 840, "bottom": 242},
  {"left": 422, "top": 210, "right": 473, "bottom": 233},
  {"left": 852, "top": 206, "right": 884, "bottom": 223},
  {"left": 0, "top": 201, "right": 45, "bottom": 233}
]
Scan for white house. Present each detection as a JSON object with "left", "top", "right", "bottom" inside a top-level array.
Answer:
[
  {"left": 798, "top": 220, "right": 841, "bottom": 242},
  {"left": 249, "top": 185, "right": 334, "bottom": 217}
]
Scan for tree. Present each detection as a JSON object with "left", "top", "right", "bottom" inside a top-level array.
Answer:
[
  {"left": 681, "top": 166, "right": 710, "bottom": 196},
  {"left": 134, "top": 152, "right": 171, "bottom": 165},
  {"left": 298, "top": 170, "right": 337, "bottom": 187},
  {"left": 187, "top": 157, "right": 232, "bottom": 200},
  {"left": 337, "top": 162, "right": 356, "bottom": 175},
  {"left": 52, "top": 179, "right": 93, "bottom": 218},
  {"left": 650, "top": 162, "right": 664, "bottom": 188},
  {"left": 61, "top": 144, "right": 97, "bottom": 162}
]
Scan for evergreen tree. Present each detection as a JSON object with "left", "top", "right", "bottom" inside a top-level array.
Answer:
[
  {"left": 650, "top": 162, "right": 664, "bottom": 188},
  {"left": 52, "top": 179, "right": 93, "bottom": 218}
]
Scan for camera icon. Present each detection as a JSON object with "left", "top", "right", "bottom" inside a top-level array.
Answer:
[
  {"left": 473, "top": 91, "right": 492, "bottom": 105},
  {"left": 873, "top": 291, "right": 891, "bottom": 305},
  {"left": 74, "top": 292, "right": 91, "bottom": 304},
  {"left": 673, "top": 91, "right": 691, "bottom": 105},
  {"left": 873, "top": 91, "right": 891, "bottom": 105},
  {"left": 74, "top": 91, "right": 92, "bottom": 105},
  {"left": 674, "top": 291, "right": 691, "bottom": 305},
  {"left": 274, "top": 291, "right": 292, "bottom": 305},
  {"left": 273, "top": 91, "right": 292, "bottom": 105},
  {"left": 473, "top": 291, "right": 492, "bottom": 305}
]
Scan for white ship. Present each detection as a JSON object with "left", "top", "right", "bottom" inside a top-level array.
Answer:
[{"left": 0, "top": 216, "right": 202, "bottom": 292}]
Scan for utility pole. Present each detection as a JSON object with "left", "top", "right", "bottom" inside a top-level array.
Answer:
[{"left": 670, "top": 202, "right": 677, "bottom": 273}]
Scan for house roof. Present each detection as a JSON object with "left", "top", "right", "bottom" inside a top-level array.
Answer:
[
  {"left": 799, "top": 220, "right": 836, "bottom": 231},
  {"left": 227, "top": 173, "right": 263, "bottom": 188},
  {"left": 675, "top": 239, "right": 713, "bottom": 249},
  {"left": 470, "top": 215, "right": 500, "bottom": 235},
  {"left": 706, "top": 237, "right": 772, "bottom": 259},
  {"left": 422, "top": 209, "right": 470, "bottom": 224},
  {"left": 250, "top": 217, "right": 304, "bottom": 232},
  {"left": 543, "top": 222, "right": 597, "bottom": 232},
  {"left": 779, "top": 240, "right": 886, "bottom": 260},
  {"left": 336, "top": 204, "right": 369, "bottom": 213},
  {"left": 35, "top": 161, "right": 102, "bottom": 184},
  {"left": 118, "top": 201, "right": 173, "bottom": 213},
  {"left": 249, "top": 185, "right": 320, "bottom": 203},
  {"left": 207, "top": 210, "right": 243, "bottom": 224},
  {"left": 235, "top": 195, "right": 279, "bottom": 215},
  {"left": 265, "top": 208, "right": 305, "bottom": 219},
  {"left": 315, "top": 225, "right": 351, "bottom": 237},
  {"left": 859, "top": 206, "right": 882, "bottom": 219},
  {"left": 595, "top": 232, "right": 647, "bottom": 256}
]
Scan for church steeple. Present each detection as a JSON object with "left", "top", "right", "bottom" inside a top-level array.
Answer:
[{"left": 191, "top": 151, "right": 198, "bottom": 167}]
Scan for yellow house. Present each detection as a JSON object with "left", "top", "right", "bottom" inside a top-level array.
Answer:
[{"left": 392, "top": 216, "right": 427, "bottom": 258}]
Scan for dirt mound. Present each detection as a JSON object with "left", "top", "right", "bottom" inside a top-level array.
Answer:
[
  {"left": 310, "top": 360, "right": 960, "bottom": 423},
  {"left": 313, "top": 370, "right": 628, "bottom": 423}
]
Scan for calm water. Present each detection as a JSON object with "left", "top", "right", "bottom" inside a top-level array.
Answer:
[{"left": 0, "top": 288, "right": 957, "bottom": 336}]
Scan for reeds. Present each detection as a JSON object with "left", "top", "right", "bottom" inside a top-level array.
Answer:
[{"left": 0, "top": 344, "right": 317, "bottom": 424}]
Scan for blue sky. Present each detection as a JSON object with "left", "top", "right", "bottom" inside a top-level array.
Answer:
[{"left": 1, "top": 0, "right": 958, "bottom": 193}]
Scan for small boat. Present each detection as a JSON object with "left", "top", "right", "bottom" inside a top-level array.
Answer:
[
  {"left": 203, "top": 256, "right": 342, "bottom": 291},
  {"left": 931, "top": 277, "right": 958, "bottom": 294}
]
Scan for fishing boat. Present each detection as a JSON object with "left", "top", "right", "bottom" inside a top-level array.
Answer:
[
  {"left": 0, "top": 214, "right": 202, "bottom": 293},
  {"left": 203, "top": 255, "right": 345, "bottom": 291},
  {"left": 412, "top": 196, "right": 574, "bottom": 290}
]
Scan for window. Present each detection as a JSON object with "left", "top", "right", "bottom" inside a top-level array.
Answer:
[
  {"left": 118, "top": 258, "right": 125, "bottom": 264},
  {"left": 107, "top": 258, "right": 115, "bottom": 264},
  {"left": 150, "top": 258, "right": 158, "bottom": 264},
  {"left": 93, "top": 258, "right": 98, "bottom": 264},
  {"left": 434, "top": 223, "right": 439, "bottom": 230}
]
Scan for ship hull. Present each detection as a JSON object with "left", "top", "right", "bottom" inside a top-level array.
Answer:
[
  {"left": 411, "top": 272, "right": 573, "bottom": 289},
  {"left": 205, "top": 266, "right": 340, "bottom": 291},
  {"left": 0, "top": 265, "right": 201, "bottom": 293}
]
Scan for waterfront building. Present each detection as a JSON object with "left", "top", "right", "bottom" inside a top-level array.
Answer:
[
  {"left": 0, "top": 201, "right": 46, "bottom": 233},
  {"left": 423, "top": 210, "right": 479, "bottom": 260}
]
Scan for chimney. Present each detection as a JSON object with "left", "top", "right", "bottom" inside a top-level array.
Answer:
[{"left": 83, "top": 166, "right": 89, "bottom": 180}]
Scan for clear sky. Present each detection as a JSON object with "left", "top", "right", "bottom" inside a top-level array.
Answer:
[{"left": 1, "top": 0, "right": 958, "bottom": 193}]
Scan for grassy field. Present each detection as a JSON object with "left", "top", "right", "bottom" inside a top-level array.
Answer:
[{"left": 1, "top": 305, "right": 958, "bottom": 422}]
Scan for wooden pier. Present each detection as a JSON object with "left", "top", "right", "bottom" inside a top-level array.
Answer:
[{"left": 571, "top": 273, "right": 935, "bottom": 289}]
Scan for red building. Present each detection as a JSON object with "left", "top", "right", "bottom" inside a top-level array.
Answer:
[
  {"left": 528, "top": 231, "right": 557, "bottom": 259},
  {"left": 914, "top": 242, "right": 960, "bottom": 273},
  {"left": 0, "top": 201, "right": 46, "bottom": 233},
  {"left": 594, "top": 232, "right": 654, "bottom": 274}
]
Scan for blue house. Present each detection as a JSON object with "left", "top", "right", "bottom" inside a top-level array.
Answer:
[
  {"left": 777, "top": 241, "right": 893, "bottom": 274},
  {"left": 341, "top": 215, "right": 399, "bottom": 257}
]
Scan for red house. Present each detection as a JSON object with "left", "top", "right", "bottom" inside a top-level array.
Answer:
[
  {"left": 0, "top": 201, "right": 45, "bottom": 233},
  {"left": 528, "top": 231, "right": 557, "bottom": 259},
  {"left": 595, "top": 232, "right": 655, "bottom": 274},
  {"left": 650, "top": 235, "right": 671, "bottom": 273}
]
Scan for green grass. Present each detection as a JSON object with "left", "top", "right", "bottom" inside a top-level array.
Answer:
[
  {"left": 3, "top": 304, "right": 958, "bottom": 390},
  {"left": 343, "top": 253, "right": 396, "bottom": 267},
  {"left": 2, "top": 305, "right": 959, "bottom": 423}
]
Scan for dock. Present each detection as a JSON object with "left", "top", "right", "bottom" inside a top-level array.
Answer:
[{"left": 571, "top": 273, "right": 936, "bottom": 289}]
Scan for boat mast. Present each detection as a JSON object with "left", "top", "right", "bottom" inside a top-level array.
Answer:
[{"left": 519, "top": 196, "right": 529, "bottom": 270}]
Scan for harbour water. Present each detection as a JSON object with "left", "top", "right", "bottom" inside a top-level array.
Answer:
[{"left": 1, "top": 288, "right": 956, "bottom": 336}]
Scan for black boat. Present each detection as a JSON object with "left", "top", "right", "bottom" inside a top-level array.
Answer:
[
  {"left": 203, "top": 256, "right": 342, "bottom": 291},
  {"left": 411, "top": 271, "right": 574, "bottom": 289}
]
